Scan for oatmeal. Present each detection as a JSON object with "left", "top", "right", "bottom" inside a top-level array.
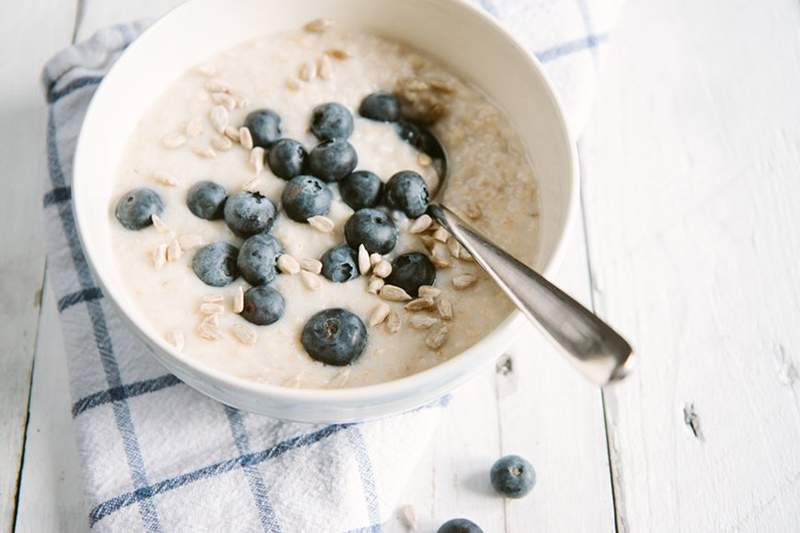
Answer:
[{"left": 110, "top": 25, "right": 539, "bottom": 388}]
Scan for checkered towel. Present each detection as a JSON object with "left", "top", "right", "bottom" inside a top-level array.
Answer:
[{"left": 41, "top": 1, "right": 620, "bottom": 531}]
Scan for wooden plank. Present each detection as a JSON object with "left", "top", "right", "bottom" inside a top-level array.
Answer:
[
  {"left": 0, "top": 1, "right": 76, "bottom": 530},
  {"left": 580, "top": 0, "right": 800, "bottom": 530},
  {"left": 15, "top": 284, "right": 88, "bottom": 533}
]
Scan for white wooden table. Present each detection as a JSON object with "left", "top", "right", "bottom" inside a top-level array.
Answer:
[{"left": 3, "top": 0, "right": 800, "bottom": 531}]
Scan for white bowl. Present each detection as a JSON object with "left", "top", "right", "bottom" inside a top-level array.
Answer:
[{"left": 73, "top": 0, "right": 577, "bottom": 423}]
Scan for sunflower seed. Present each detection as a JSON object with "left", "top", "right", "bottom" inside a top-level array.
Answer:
[
  {"left": 458, "top": 248, "right": 475, "bottom": 262},
  {"left": 185, "top": 118, "right": 203, "bottom": 138},
  {"left": 418, "top": 285, "right": 442, "bottom": 299},
  {"left": 153, "top": 243, "right": 168, "bottom": 270},
  {"left": 205, "top": 78, "right": 232, "bottom": 93},
  {"left": 209, "top": 105, "right": 229, "bottom": 132},
  {"left": 211, "top": 91, "right": 237, "bottom": 110},
  {"left": 369, "top": 303, "right": 391, "bottom": 327},
  {"left": 151, "top": 214, "right": 171, "bottom": 234},
  {"left": 417, "top": 153, "right": 432, "bottom": 166},
  {"left": 161, "top": 133, "right": 187, "bottom": 149},
  {"left": 433, "top": 227, "right": 449, "bottom": 242},
  {"left": 300, "top": 270, "right": 322, "bottom": 290},
  {"left": 404, "top": 297, "right": 435, "bottom": 312},
  {"left": 419, "top": 235, "right": 436, "bottom": 249},
  {"left": 211, "top": 136, "right": 233, "bottom": 151},
  {"left": 453, "top": 274, "right": 478, "bottom": 289},
  {"left": 431, "top": 255, "right": 450, "bottom": 269},
  {"left": 373, "top": 260, "right": 392, "bottom": 278},
  {"left": 199, "top": 312, "right": 220, "bottom": 328},
  {"left": 358, "top": 244, "right": 371, "bottom": 275},
  {"left": 165, "top": 330, "right": 185, "bottom": 352},
  {"left": 285, "top": 78, "right": 301, "bottom": 91},
  {"left": 250, "top": 146, "right": 265, "bottom": 174},
  {"left": 202, "top": 294, "right": 224, "bottom": 303},
  {"left": 231, "top": 323, "right": 258, "bottom": 346},
  {"left": 398, "top": 505, "right": 418, "bottom": 531},
  {"left": 224, "top": 126, "right": 241, "bottom": 142},
  {"left": 425, "top": 325, "right": 449, "bottom": 349},
  {"left": 446, "top": 236, "right": 461, "bottom": 258},
  {"left": 232, "top": 286, "right": 245, "bottom": 313},
  {"left": 316, "top": 55, "right": 333, "bottom": 80},
  {"left": 437, "top": 298, "right": 454, "bottom": 320},
  {"left": 199, "top": 302, "right": 224, "bottom": 315},
  {"left": 239, "top": 127, "right": 253, "bottom": 149},
  {"left": 304, "top": 18, "right": 332, "bottom": 33},
  {"left": 166, "top": 238, "right": 183, "bottom": 262},
  {"left": 409, "top": 214, "right": 432, "bottom": 234},
  {"left": 385, "top": 310, "right": 401, "bottom": 334},
  {"left": 277, "top": 254, "right": 301, "bottom": 275},
  {"left": 197, "top": 323, "right": 222, "bottom": 341},
  {"left": 367, "top": 276, "right": 385, "bottom": 294},
  {"left": 410, "top": 315, "right": 439, "bottom": 330},
  {"left": 193, "top": 146, "right": 217, "bottom": 159},
  {"left": 380, "top": 284, "right": 412, "bottom": 302},
  {"left": 370, "top": 253, "right": 383, "bottom": 267},
  {"left": 308, "top": 215, "right": 334, "bottom": 233},
  {"left": 465, "top": 202, "right": 482, "bottom": 220},
  {"left": 298, "top": 62, "right": 313, "bottom": 82},
  {"left": 325, "top": 48, "right": 352, "bottom": 60},
  {"left": 300, "top": 258, "right": 323, "bottom": 274}
]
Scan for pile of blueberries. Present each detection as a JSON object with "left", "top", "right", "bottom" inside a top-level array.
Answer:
[{"left": 115, "top": 92, "right": 445, "bottom": 366}]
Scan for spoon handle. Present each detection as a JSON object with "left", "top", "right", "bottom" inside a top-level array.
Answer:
[{"left": 428, "top": 204, "right": 634, "bottom": 385}]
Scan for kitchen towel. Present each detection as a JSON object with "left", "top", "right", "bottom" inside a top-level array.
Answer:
[{"left": 41, "top": 1, "right": 621, "bottom": 531}]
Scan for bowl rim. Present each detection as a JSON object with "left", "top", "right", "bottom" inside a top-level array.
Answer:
[{"left": 73, "top": 0, "right": 579, "bottom": 405}]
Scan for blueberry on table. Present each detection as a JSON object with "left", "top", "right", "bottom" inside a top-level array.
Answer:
[
  {"left": 186, "top": 180, "right": 226, "bottom": 220},
  {"left": 383, "top": 170, "right": 430, "bottom": 218},
  {"left": 385, "top": 252, "right": 436, "bottom": 297},
  {"left": 490, "top": 455, "right": 535, "bottom": 498},
  {"left": 192, "top": 242, "right": 239, "bottom": 287},
  {"left": 304, "top": 140, "right": 358, "bottom": 182},
  {"left": 241, "top": 286, "right": 285, "bottom": 326},
  {"left": 281, "top": 175, "right": 332, "bottom": 222},
  {"left": 321, "top": 244, "right": 359, "bottom": 283},
  {"left": 310, "top": 102, "right": 354, "bottom": 141},
  {"left": 114, "top": 188, "right": 164, "bottom": 230},
  {"left": 237, "top": 233, "right": 283, "bottom": 286},
  {"left": 344, "top": 208, "right": 398, "bottom": 255},
  {"left": 223, "top": 191, "right": 278, "bottom": 237},
  {"left": 358, "top": 92, "right": 401, "bottom": 122},
  {"left": 437, "top": 518, "right": 483, "bottom": 533},
  {"left": 339, "top": 170, "right": 383, "bottom": 210},
  {"left": 268, "top": 138, "right": 307, "bottom": 180},
  {"left": 301, "top": 308, "right": 367, "bottom": 366},
  {"left": 244, "top": 109, "right": 282, "bottom": 148}
]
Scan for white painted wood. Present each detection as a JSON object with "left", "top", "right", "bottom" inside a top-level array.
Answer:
[
  {"left": 580, "top": 0, "right": 800, "bottom": 531},
  {"left": 0, "top": 1, "right": 75, "bottom": 530},
  {"left": 15, "top": 285, "right": 88, "bottom": 533}
]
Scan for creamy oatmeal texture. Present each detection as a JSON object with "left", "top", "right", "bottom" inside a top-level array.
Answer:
[{"left": 110, "top": 24, "right": 539, "bottom": 388}]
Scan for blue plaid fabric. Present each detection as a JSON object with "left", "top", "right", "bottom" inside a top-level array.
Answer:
[{"left": 40, "top": 1, "right": 620, "bottom": 530}]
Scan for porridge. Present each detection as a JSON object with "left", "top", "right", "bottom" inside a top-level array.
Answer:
[{"left": 110, "top": 20, "right": 539, "bottom": 388}]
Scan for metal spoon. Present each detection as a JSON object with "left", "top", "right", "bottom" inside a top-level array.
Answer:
[{"left": 413, "top": 128, "right": 635, "bottom": 385}]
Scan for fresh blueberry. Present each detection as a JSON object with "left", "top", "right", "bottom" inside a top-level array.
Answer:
[
  {"left": 237, "top": 233, "right": 283, "bottom": 286},
  {"left": 385, "top": 252, "right": 436, "bottom": 297},
  {"left": 114, "top": 188, "right": 164, "bottom": 230},
  {"left": 223, "top": 191, "right": 278, "bottom": 237},
  {"left": 344, "top": 208, "right": 398, "bottom": 255},
  {"left": 437, "top": 519, "right": 483, "bottom": 533},
  {"left": 358, "top": 92, "right": 401, "bottom": 122},
  {"left": 339, "top": 170, "right": 382, "bottom": 210},
  {"left": 192, "top": 242, "right": 239, "bottom": 287},
  {"left": 394, "top": 120, "right": 447, "bottom": 176},
  {"left": 305, "top": 140, "right": 358, "bottom": 182},
  {"left": 281, "top": 175, "right": 332, "bottom": 222},
  {"left": 241, "top": 286, "right": 285, "bottom": 326},
  {"left": 301, "top": 308, "right": 368, "bottom": 366},
  {"left": 268, "top": 138, "right": 306, "bottom": 180},
  {"left": 244, "top": 109, "right": 282, "bottom": 148},
  {"left": 320, "top": 244, "right": 359, "bottom": 283},
  {"left": 490, "top": 455, "right": 535, "bottom": 498},
  {"left": 310, "top": 102, "right": 354, "bottom": 141},
  {"left": 383, "top": 170, "right": 429, "bottom": 218},
  {"left": 186, "top": 180, "right": 226, "bottom": 220}
]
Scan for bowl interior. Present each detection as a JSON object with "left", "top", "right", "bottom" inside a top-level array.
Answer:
[{"left": 74, "top": 0, "right": 575, "bottom": 420}]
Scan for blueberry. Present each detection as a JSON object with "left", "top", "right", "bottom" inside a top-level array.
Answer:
[
  {"left": 223, "top": 191, "right": 278, "bottom": 237},
  {"left": 310, "top": 102, "right": 354, "bottom": 141},
  {"left": 281, "top": 175, "right": 332, "bottom": 222},
  {"left": 114, "top": 188, "right": 164, "bottom": 230},
  {"left": 301, "top": 308, "right": 367, "bottom": 366},
  {"left": 241, "top": 286, "right": 285, "bottom": 326},
  {"left": 344, "top": 208, "right": 398, "bottom": 255},
  {"left": 320, "top": 244, "right": 359, "bottom": 283},
  {"left": 385, "top": 252, "right": 436, "bottom": 297},
  {"left": 437, "top": 519, "right": 483, "bottom": 533},
  {"left": 244, "top": 109, "right": 282, "bottom": 148},
  {"left": 268, "top": 138, "right": 306, "bottom": 180},
  {"left": 305, "top": 140, "right": 358, "bottom": 182},
  {"left": 186, "top": 180, "right": 226, "bottom": 220},
  {"left": 359, "top": 92, "right": 401, "bottom": 122},
  {"left": 237, "top": 233, "right": 283, "bottom": 286},
  {"left": 490, "top": 455, "right": 535, "bottom": 498},
  {"left": 192, "top": 242, "right": 239, "bottom": 287},
  {"left": 394, "top": 120, "right": 447, "bottom": 176},
  {"left": 339, "top": 170, "right": 383, "bottom": 210},
  {"left": 383, "top": 170, "right": 429, "bottom": 218}
]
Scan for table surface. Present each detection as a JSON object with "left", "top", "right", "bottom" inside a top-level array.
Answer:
[{"left": 3, "top": 0, "right": 800, "bottom": 531}]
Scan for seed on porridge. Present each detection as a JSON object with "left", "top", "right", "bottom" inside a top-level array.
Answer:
[
  {"left": 197, "top": 322, "right": 222, "bottom": 341},
  {"left": 321, "top": 244, "right": 359, "bottom": 283},
  {"left": 419, "top": 235, "right": 436, "bottom": 250},
  {"left": 385, "top": 310, "right": 401, "bottom": 334},
  {"left": 430, "top": 254, "right": 450, "bottom": 269},
  {"left": 185, "top": 117, "right": 203, "bottom": 138},
  {"left": 379, "top": 284, "right": 412, "bottom": 302},
  {"left": 367, "top": 276, "right": 384, "bottom": 294},
  {"left": 300, "top": 258, "right": 323, "bottom": 274},
  {"left": 306, "top": 139, "right": 358, "bottom": 182},
  {"left": 165, "top": 330, "right": 185, "bottom": 351},
  {"left": 199, "top": 302, "right": 225, "bottom": 315},
  {"left": 200, "top": 311, "right": 220, "bottom": 329},
  {"left": 385, "top": 252, "right": 437, "bottom": 298},
  {"left": 446, "top": 236, "right": 462, "bottom": 258},
  {"left": 268, "top": 138, "right": 307, "bottom": 180},
  {"left": 452, "top": 274, "right": 478, "bottom": 290},
  {"left": 384, "top": 171, "right": 429, "bottom": 218},
  {"left": 224, "top": 191, "right": 278, "bottom": 237},
  {"left": 211, "top": 92, "right": 237, "bottom": 110},
  {"left": 285, "top": 78, "right": 301, "bottom": 91},
  {"left": 150, "top": 214, "right": 170, "bottom": 234},
  {"left": 458, "top": 248, "right": 475, "bottom": 262},
  {"left": 316, "top": 55, "right": 333, "bottom": 80},
  {"left": 433, "top": 227, "right": 449, "bottom": 243},
  {"left": 358, "top": 244, "right": 371, "bottom": 275},
  {"left": 187, "top": 181, "right": 227, "bottom": 220},
  {"left": 161, "top": 132, "right": 187, "bottom": 149},
  {"left": 465, "top": 203, "right": 483, "bottom": 220},
  {"left": 241, "top": 286, "right": 285, "bottom": 326},
  {"left": 231, "top": 323, "right": 258, "bottom": 346},
  {"left": 238, "top": 234, "right": 282, "bottom": 285},
  {"left": 410, "top": 314, "right": 439, "bottom": 329},
  {"left": 300, "top": 270, "right": 322, "bottom": 290},
  {"left": 202, "top": 294, "right": 225, "bottom": 303},
  {"left": 370, "top": 253, "right": 382, "bottom": 267},
  {"left": 425, "top": 325, "right": 449, "bottom": 350},
  {"left": 178, "top": 234, "right": 204, "bottom": 250},
  {"left": 249, "top": 146, "right": 265, "bottom": 175},
  {"left": 373, "top": 260, "right": 392, "bottom": 278},
  {"left": 418, "top": 285, "right": 442, "bottom": 299},
  {"left": 192, "top": 146, "right": 217, "bottom": 159},
  {"left": 205, "top": 78, "right": 232, "bottom": 93},
  {"left": 151, "top": 170, "right": 178, "bottom": 188},
  {"left": 224, "top": 126, "right": 241, "bottom": 142},
  {"left": 244, "top": 109, "right": 282, "bottom": 148},
  {"left": 345, "top": 208, "right": 398, "bottom": 255},
  {"left": 304, "top": 18, "right": 333, "bottom": 33},
  {"left": 308, "top": 215, "right": 335, "bottom": 233},
  {"left": 231, "top": 286, "right": 245, "bottom": 313},
  {"left": 153, "top": 243, "right": 168, "bottom": 271},
  {"left": 298, "top": 61, "right": 313, "bottom": 82},
  {"left": 369, "top": 302, "right": 391, "bottom": 327},
  {"left": 238, "top": 126, "right": 254, "bottom": 149},
  {"left": 417, "top": 153, "right": 432, "bottom": 166},
  {"left": 277, "top": 254, "right": 301, "bottom": 275},
  {"left": 282, "top": 176, "right": 333, "bottom": 222},
  {"left": 437, "top": 298, "right": 454, "bottom": 321},
  {"left": 166, "top": 238, "right": 183, "bottom": 262},
  {"left": 405, "top": 297, "right": 435, "bottom": 312},
  {"left": 325, "top": 48, "right": 351, "bottom": 60},
  {"left": 302, "top": 308, "right": 367, "bottom": 366},
  {"left": 409, "top": 214, "right": 433, "bottom": 234},
  {"left": 339, "top": 170, "right": 382, "bottom": 210},
  {"left": 211, "top": 136, "right": 233, "bottom": 151}
]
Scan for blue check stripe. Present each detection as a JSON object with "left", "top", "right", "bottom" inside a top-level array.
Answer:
[
  {"left": 58, "top": 286, "right": 103, "bottom": 312},
  {"left": 346, "top": 429, "right": 382, "bottom": 532},
  {"left": 89, "top": 423, "right": 352, "bottom": 526},
  {"left": 224, "top": 407, "right": 283, "bottom": 533},
  {"left": 72, "top": 374, "right": 181, "bottom": 417},
  {"left": 47, "top": 75, "right": 103, "bottom": 103},
  {"left": 535, "top": 33, "right": 608, "bottom": 63},
  {"left": 43, "top": 185, "right": 71, "bottom": 206}
]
